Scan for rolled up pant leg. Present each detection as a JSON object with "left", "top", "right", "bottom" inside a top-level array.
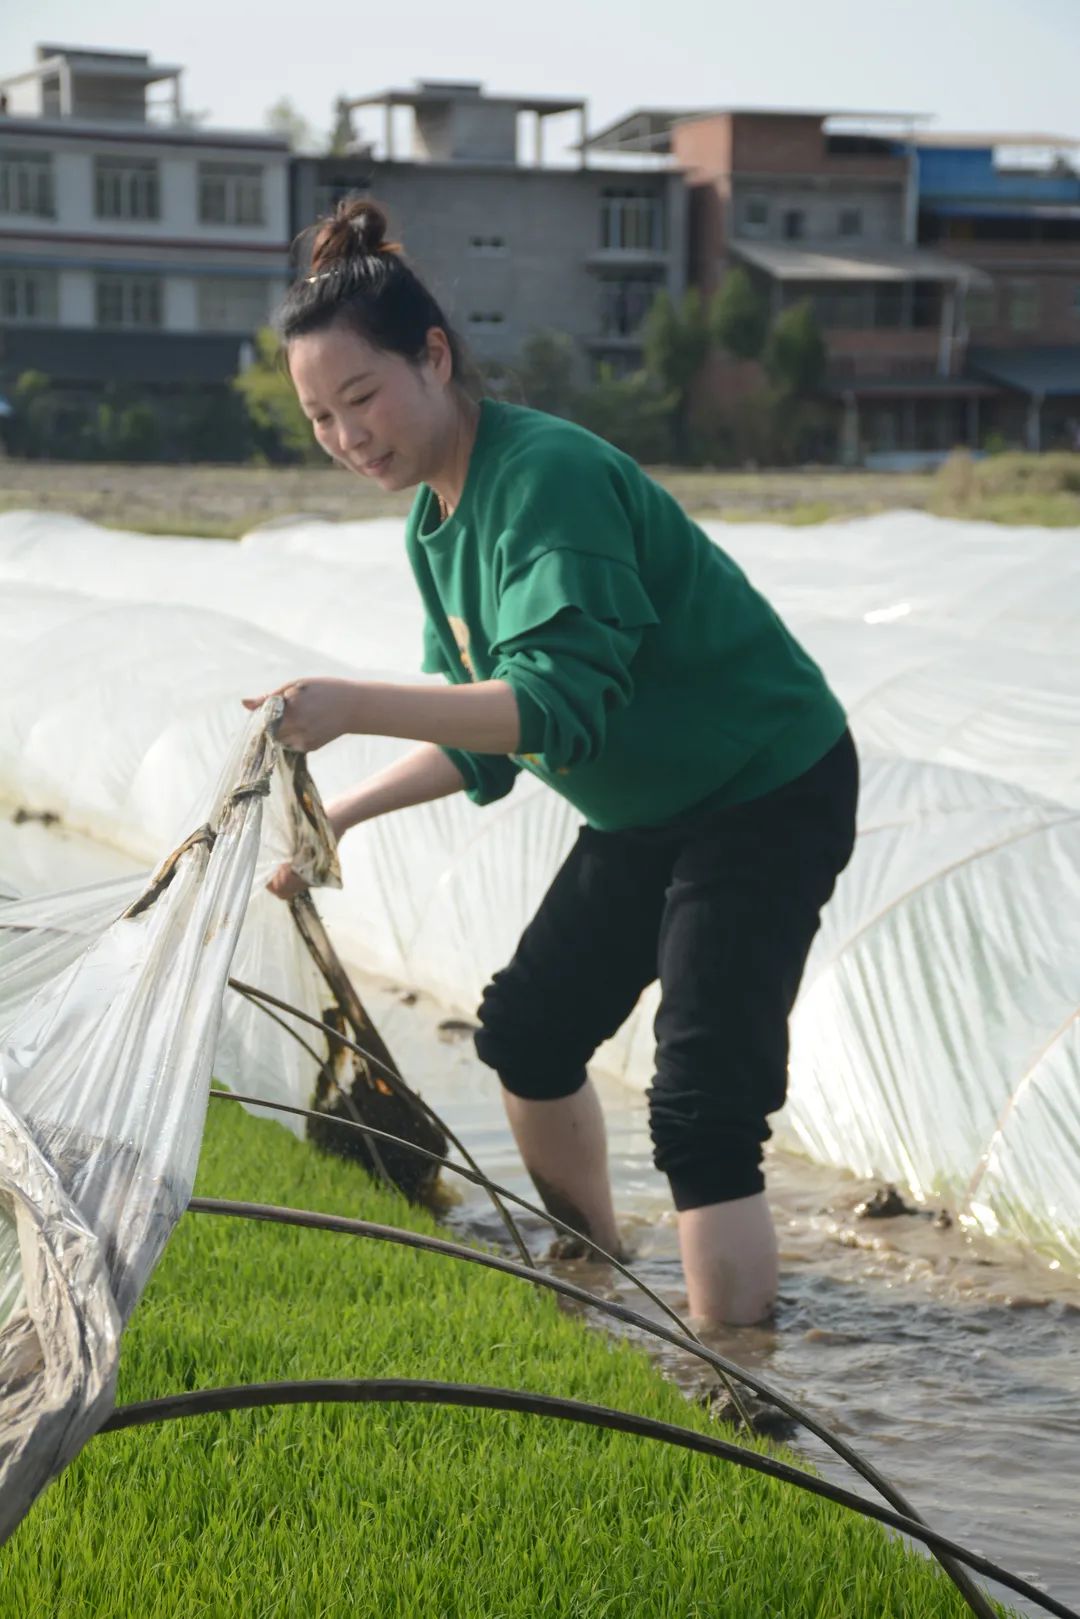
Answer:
[
  {"left": 649, "top": 733, "right": 859, "bottom": 1210},
  {"left": 475, "top": 824, "right": 672, "bottom": 1098}
]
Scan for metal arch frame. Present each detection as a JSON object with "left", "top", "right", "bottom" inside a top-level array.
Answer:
[{"left": 189, "top": 1079, "right": 1059, "bottom": 1619}]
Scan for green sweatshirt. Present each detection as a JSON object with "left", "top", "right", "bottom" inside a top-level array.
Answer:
[{"left": 405, "top": 399, "right": 846, "bottom": 833}]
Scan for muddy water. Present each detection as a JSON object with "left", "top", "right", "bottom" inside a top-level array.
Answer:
[{"left": 369, "top": 980, "right": 1080, "bottom": 1618}]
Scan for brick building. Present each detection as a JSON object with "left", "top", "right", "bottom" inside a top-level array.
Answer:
[
  {"left": 591, "top": 106, "right": 1080, "bottom": 460},
  {"left": 916, "top": 134, "right": 1080, "bottom": 450},
  {"left": 3, "top": 46, "right": 1078, "bottom": 463}
]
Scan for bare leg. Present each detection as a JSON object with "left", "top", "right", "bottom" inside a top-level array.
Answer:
[
  {"left": 500, "top": 1081, "right": 622, "bottom": 1258},
  {"left": 677, "top": 1192, "right": 778, "bottom": 1327}
]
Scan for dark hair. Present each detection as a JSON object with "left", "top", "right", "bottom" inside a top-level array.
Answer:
[{"left": 276, "top": 196, "right": 480, "bottom": 395}]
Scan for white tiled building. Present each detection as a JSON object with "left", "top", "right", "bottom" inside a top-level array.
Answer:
[{"left": 0, "top": 44, "right": 291, "bottom": 388}]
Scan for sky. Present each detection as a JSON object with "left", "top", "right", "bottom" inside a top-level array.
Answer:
[{"left": 2, "top": 0, "right": 1079, "bottom": 152}]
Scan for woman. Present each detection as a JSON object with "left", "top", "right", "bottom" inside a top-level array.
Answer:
[{"left": 246, "top": 198, "right": 858, "bottom": 1328}]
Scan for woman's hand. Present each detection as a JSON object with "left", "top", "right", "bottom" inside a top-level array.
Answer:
[
  {"left": 266, "top": 862, "right": 309, "bottom": 902},
  {"left": 242, "top": 678, "right": 359, "bottom": 753},
  {"left": 264, "top": 795, "right": 352, "bottom": 903}
]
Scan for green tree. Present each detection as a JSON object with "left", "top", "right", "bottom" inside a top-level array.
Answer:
[
  {"left": 763, "top": 300, "right": 827, "bottom": 395},
  {"left": 175, "top": 386, "right": 255, "bottom": 462},
  {"left": 711, "top": 267, "right": 768, "bottom": 361},
  {"left": 575, "top": 365, "right": 674, "bottom": 464},
  {"left": 233, "top": 327, "right": 322, "bottom": 464},
  {"left": 327, "top": 96, "right": 356, "bottom": 156},
  {"left": 642, "top": 288, "right": 712, "bottom": 461},
  {"left": 516, "top": 331, "right": 578, "bottom": 417},
  {"left": 114, "top": 402, "right": 162, "bottom": 462},
  {"left": 8, "top": 370, "right": 54, "bottom": 457},
  {"left": 265, "top": 97, "right": 316, "bottom": 151}
]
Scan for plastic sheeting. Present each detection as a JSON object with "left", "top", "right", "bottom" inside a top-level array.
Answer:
[
  {"left": 0, "top": 506, "right": 1077, "bottom": 1268},
  {"left": 0, "top": 701, "right": 341, "bottom": 1542}
]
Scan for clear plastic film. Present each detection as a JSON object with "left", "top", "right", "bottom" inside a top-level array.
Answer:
[
  {"left": 0, "top": 507, "right": 1077, "bottom": 1270},
  {"left": 0, "top": 703, "right": 339, "bottom": 1542}
]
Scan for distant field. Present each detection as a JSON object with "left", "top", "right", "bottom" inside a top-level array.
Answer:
[
  {"left": 2, "top": 452, "right": 1078, "bottom": 537},
  {"left": 0, "top": 458, "right": 937, "bottom": 538}
]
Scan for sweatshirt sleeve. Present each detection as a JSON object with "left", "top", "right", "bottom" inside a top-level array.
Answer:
[
  {"left": 421, "top": 613, "right": 521, "bottom": 807},
  {"left": 491, "top": 547, "right": 658, "bottom": 771}
]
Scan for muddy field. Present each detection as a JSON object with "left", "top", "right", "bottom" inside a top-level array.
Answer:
[{"left": 0, "top": 458, "right": 937, "bottom": 538}]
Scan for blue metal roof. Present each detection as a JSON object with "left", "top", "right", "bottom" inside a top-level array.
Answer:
[{"left": 915, "top": 145, "right": 1080, "bottom": 204}]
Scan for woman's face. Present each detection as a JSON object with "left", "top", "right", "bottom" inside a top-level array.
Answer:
[{"left": 289, "top": 319, "right": 454, "bottom": 491}]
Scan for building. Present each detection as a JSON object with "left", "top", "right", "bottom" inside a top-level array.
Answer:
[
  {"left": 590, "top": 106, "right": 1000, "bottom": 462},
  {"left": 3, "top": 47, "right": 1078, "bottom": 463},
  {"left": 915, "top": 133, "right": 1080, "bottom": 450},
  {"left": 0, "top": 44, "right": 291, "bottom": 394},
  {"left": 291, "top": 80, "right": 687, "bottom": 382}
]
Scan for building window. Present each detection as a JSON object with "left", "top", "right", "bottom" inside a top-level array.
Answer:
[
  {"left": 966, "top": 285, "right": 996, "bottom": 330},
  {"left": 199, "top": 163, "right": 265, "bottom": 226},
  {"left": 0, "top": 150, "right": 55, "bottom": 218},
  {"left": 1008, "top": 279, "right": 1039, "bottom": 332},
  {"left": 313, "top": 181, "right": 367, "bottom": 220},
  {"left": 0, "top": 268, "right": 58, "bottom": 323},
  {"left": 741, "top": 196, "right": 769, "bottom": 236},
  {"left": 598, "top": 276, "right": 661, "bottom": 337},
  {"left": 95, "top": 274, "right": 163, "bottom": 329},
  {"left": 468, "top": 235, "right": 506, "bottom": 256},
  {"left": 600, "top": 190, "right": 663, "bottom": 252},
  {"left": 94, "top": 158, "right": 160, "bottom": 221},
  {"left": 783, "top": 209, "right": 805, "bottom": 241},
  {"left": 838, "top": 206, "right": 862, "bottom": 238},
  {"left": 467, "top": 311, "right": 505, "bottom": 327},
  {"left": 197, "top": 277, "right": 271, "bottom": 332}
]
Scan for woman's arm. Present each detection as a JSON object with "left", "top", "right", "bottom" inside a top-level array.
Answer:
[
  {"left": 243, "top": 677, "right": 522, "bottom": 757},
  {"left": 324, "top": 741, "right": 466, "bottom": 835}
]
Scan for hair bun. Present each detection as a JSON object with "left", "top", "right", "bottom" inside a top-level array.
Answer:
[{"left": 310, "top": 197, "right": 401, "bottom": 273}]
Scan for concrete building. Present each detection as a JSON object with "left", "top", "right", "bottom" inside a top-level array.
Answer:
[
  {"left": 0, "top": 44, "right": 291, "bottom": 391},
  {"left": 915, "top": 134, "right": 1080, "bottom": 450},
  {"left": 291, "top": 80, "right": 687, "bottom": 382},
  {"left": 590, "top": 106, "right": 999, "bottom": 461}
]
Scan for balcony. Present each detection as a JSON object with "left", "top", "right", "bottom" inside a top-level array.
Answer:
[
  {"left": 826, "top": 327, "right": 947, "bottom": 383},
  {"left": 585, "top": 245, "right": 670, "bottom": 271}
]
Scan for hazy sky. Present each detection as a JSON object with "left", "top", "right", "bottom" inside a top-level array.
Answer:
[{"left": 3, "top": 0, "right": 1079, "bottom": 150}]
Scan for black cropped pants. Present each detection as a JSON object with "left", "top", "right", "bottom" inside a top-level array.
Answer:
[{"left": 474, "top": 731, "right": 859, "bottom": 1210}]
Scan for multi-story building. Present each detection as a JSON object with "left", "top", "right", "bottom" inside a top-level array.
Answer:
[
  {"left": 291, "top": 80, "right": 687, "bottom": 382},
  {"left": 0, "top": 44, "right": 291, "bottom": 394},
  {"left": 590, "top": 106, "right": 1080, "bottom": 459},
  {"left": 916, "top": 133, "right": 1080, "bottom": 450},
  {"left": 589, "top": 106, "right": 999, "bottom": 461},
  {"left": 3, "top": 48, "right": 1077, "bottom": 463}
]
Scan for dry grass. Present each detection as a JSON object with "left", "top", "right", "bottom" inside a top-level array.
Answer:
[
  {"left": 0, "top": 458, "right": 935, "bottom": 539},
  {"left": 5, "top": 453, "right": 1078, "bottom": 540}
]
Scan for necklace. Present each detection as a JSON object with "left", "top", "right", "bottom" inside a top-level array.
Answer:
[{"left": 436, "top": 492, "right": 450, "bottom": 523}]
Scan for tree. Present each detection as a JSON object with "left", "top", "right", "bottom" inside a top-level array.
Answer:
[
  {"left": 642, "top": 288, "right": 712, "bottom": 461},
  {"left": 233, "top": 327, "right": 323, "bottom": 463},
  {"left": 327, "top": 96, "right": 357, "bottom": 156},
  {"left": 763, "top": 301, "right": 827, "bottom": 395},
  {"left": 8, "top": 370, "right": 54, "bottom": 457},
  {"left": 711, "top": 268, "right": 768, "bottom": 361},
  {"left": 265, "top": 97, "right": 316, "bottom": 152},
  {"left": 575, "top": 365, "right": 675, "bottom": 464},
  {"left": 516, "top": 331, "right": 578, "bottom": 417},
  {"left": 174, "top": 386, "right": 255, "bottom": 463}
]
